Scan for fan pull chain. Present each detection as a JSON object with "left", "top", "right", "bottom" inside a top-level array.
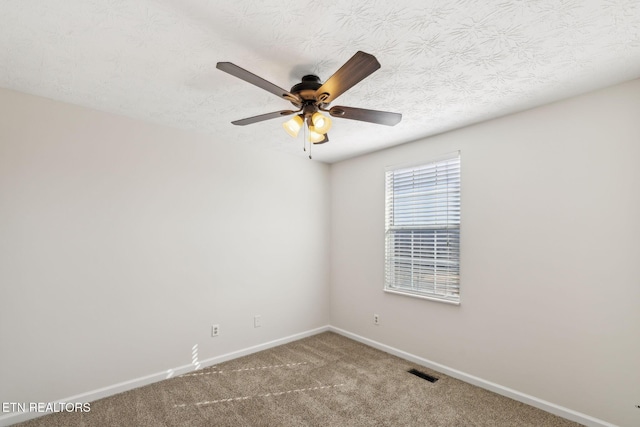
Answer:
[
  {"left": 302, "top": 123, "right": 307, "bottom": 152},
  {"left": 302, "top": 126, "right": 307, "bottom": 151},
  {"left": 309, "top": 137, "right": 312, "bottom": 160}
]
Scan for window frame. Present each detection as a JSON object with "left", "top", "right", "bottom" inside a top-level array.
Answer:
[{"left": 384, "top": 152, "right": 461, "bottom": 305}]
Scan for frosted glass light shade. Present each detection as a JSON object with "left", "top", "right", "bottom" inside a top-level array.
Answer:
[
  {"left": 308, "top": 126, "right": 325, "bottom": 143},
  {"left": 283, "top": 115, "right": 303, "bottom": 137},
  {"left": 311, "top": 112, "right": 332, "bottom": 134}
]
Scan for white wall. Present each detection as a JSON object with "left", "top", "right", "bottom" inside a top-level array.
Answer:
[
  {"left": 330, "top": 79, "right": 640, "bottom": 427},
  {"left": 0, "top": 88, "right": 330, "bottom": 407},
  {"left": 2, "top": 79, "right": 639, "bottom": 426}
]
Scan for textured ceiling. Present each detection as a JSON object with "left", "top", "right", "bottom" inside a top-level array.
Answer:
[{"left": 1, "top": 0, "right": 639, "bottom": 163}]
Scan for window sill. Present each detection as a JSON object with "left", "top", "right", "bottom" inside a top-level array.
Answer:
[{"left": 384, "top": 288, "right": 461, "bottom": 306}]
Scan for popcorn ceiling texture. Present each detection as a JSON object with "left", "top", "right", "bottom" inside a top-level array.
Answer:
[{"left": 1, "top": 0, "right": 639, "bottom": 162}]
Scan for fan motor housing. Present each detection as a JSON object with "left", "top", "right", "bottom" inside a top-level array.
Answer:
[{"left": 291, "top": 75, "right": 322, "bottom": 102}]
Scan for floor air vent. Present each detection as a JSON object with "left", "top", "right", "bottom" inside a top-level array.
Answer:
[{"left": 408, "top": 369, "right": 439, "bottom": 383}]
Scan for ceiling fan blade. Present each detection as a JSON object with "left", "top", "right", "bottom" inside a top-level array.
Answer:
[
  {"left": 231, "top": 110, "right": 298, "bottom": 126},
  {"left": 328, "top": 106, "right": 402, "bottom": 126},
  {"left": 315, "top": 51, "right": 380, "bottom": 104},
  {"left": 217, "top": 62, "right": 300, "bottom": 103}
]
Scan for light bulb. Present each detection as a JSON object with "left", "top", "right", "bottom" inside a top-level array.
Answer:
[
  {"left": 311, "top": 112, "right": 332, "bottom": 134},
  {"left": 283, "top": 115, "right": 303, "bottom": 138}
]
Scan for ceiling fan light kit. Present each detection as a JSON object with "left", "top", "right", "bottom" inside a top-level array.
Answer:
[{"left": 216, "top": 51, "right": 402, "bottom": 158}]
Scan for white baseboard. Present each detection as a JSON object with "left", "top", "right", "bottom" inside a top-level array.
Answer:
[
  {"left": 1, "top": 325, "right": 618, "bottom": 427},
  {"left": 0, "top": 326, "right": 330, "bottom": 427},
  {"left": 328, "top": 326, "right": 618, "bottom": 427}
]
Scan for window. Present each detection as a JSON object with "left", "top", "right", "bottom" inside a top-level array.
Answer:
[{"left": 384, "top": 153, "right": 461, "bottom": 304}]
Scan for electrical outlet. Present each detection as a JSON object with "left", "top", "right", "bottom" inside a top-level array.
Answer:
[
  {"left": 254, "top": 315, "right": 261, "bottom": 328},
  {"left": 211, "top": 324, "right": 219, "bottom": 337},
  {"left": 374, "top": 314, "right": 380, "bottom": 325}
]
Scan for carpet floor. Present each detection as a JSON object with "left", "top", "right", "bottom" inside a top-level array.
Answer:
[{"left": 16, "top": 332, "right": 582, "bottom": 426}]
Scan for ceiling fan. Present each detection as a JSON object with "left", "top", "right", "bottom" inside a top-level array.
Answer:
[{"left": 216, "top": 51, "right": 402, "bottom": 150}]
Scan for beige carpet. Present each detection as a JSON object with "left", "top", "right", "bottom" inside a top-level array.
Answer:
[{"left": 16, "top": 332, "right": 582, "bottom": 426}]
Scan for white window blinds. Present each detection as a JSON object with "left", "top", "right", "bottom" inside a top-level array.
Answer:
[{"left": 385, "top": 153, "right": 461, "bottom": 303}]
